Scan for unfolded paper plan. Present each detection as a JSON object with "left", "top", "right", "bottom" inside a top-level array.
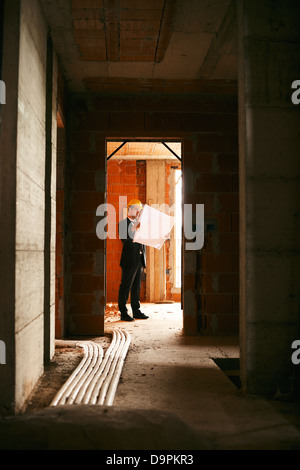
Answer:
[{"left": 133, "top": 204, "right": 175, "bottom": 250}]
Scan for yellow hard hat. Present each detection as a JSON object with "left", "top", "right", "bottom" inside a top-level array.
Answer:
[{"left": 127, "top": 199, "right": 143, "bottom": 208}]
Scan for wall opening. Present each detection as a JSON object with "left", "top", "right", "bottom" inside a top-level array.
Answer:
[{"left": 105, "top": 140, "right": 182, "bottom": 324}]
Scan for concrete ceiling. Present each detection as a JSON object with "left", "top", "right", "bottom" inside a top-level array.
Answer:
[{"left": 42, "top": 0, "right": 237, "bottom": 93}]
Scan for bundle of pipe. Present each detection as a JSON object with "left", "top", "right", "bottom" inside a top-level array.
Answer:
[{"left": 50, "top": 329, "right": 131, "bottom": 407}]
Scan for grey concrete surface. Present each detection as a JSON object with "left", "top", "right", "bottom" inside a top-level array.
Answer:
[{"left": 0, "top": 303, "right": 300, "bottom": 450}]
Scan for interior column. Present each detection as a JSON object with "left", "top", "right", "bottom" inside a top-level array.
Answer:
[{"left": 238, "top": 0, "right": 300, "bottom": 396}]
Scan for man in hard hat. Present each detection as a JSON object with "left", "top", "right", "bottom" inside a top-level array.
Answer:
[{"left": 118, "top": 199, "right": 149, "bottom": 321}]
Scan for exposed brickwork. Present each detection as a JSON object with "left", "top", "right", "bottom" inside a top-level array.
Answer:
[
  {"left": 106, "top": 159, "right": 179, "bottom": 304},
  {"left": 190, "top": 123, "right": 239, "bottom": 335},
  {"left": 67, "top": 86, "right": 238, "bottom": 336},
  {"left": 106, "top": 159, "right": 146, "bottom": 303}
]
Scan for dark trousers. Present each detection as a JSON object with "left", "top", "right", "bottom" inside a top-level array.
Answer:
[{"left": 118, "top": 262, "right": 142, "bottom": 315}]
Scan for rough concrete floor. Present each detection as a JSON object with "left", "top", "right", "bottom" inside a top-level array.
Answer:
[{"left": 1, "top": 303, "right": 300, "bottom": 450}]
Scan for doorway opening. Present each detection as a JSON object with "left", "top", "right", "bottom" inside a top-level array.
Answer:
[{"left": 104, "top": 139, "right": 182, "bottom": 324}]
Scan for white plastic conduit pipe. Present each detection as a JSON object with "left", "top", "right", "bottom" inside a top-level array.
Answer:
[
  {"left": 103, "top": 329, "right": 131, "bottom": 406},
  {"left": 82, "top": 329, "right": 119, "bottom": 404},
  {"left": 59, "top": 342, "right": 102, "bottom": 405},
  {"left": 68, "top": 342, "right": 103, "bottom": 405},
  {"left": 50, "top": 341, "right": 95, "bottom": 406},
  {"left": 74, "top": 342, "right": 104, "bottom": 404},
  {"left": 97, "top": 329, "right": 127, "bottom": 405},
  {"left": 89, "top": 329, "right": 124, "bottom": 405},
  {"left": 50, "top": 329, "right": 131, "bottom": 407}
]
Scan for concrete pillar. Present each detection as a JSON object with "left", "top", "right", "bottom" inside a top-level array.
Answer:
[
  {"left": 238, "top": 0, "right": 300, "bottom": 396},
  {"left": 44, "top": 33, "right": 58, "bottom": 363},
  {"left": 0, "top": 0, "right": 20, "bottom": 415},
  {"left": 0, "top": 0, "right": 57, "bottom": 414}
]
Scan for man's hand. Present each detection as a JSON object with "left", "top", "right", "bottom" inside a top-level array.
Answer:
[
  {"left": 132, "top": 221, "right": 140, "bottom": 231},
  {"left": 132, "top": 209, "right": 142, "bottom": 231}
]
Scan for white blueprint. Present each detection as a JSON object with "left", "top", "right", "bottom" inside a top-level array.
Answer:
[{"left": 133, "top": 204, "right": 175, "bottom": 250}]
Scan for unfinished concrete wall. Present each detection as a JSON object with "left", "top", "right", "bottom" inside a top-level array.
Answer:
[
  {"left": 55, "top": 126, "right": 66, "bottom": 339},
  {"left": 67, "top": 85, "right": 238, "bottom": 336},
  {"left": 0, "top": 0, "right": 57, "bottom": 414},
  {"left": 0, "top": 0, "right": 20, "bottom": 415},
  {"left": 238, "top": 0, "right": 300, "bottom": 396}
]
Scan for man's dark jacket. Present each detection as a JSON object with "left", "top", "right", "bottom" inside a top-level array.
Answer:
[{"left": 119, "top": 217, "right": 146, "bottom": 268}]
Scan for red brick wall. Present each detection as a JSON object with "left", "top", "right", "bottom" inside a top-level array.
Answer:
[
  {"left": 194, "top": 150, "right": 239, "bottom": 335},
  {"left": 67, "top": 85, "right": 238, "bottom": 336},
  {"left": 106, "top": 159, "right": 178, "bottom": 304},
  {"left": 106, "top": 159, "right": 146, "bottom": 303},
  {"left": 65, "top": 106, "right": 106, "bottom": 335},
  {"left": 183, "top": 116, "right": 239, "bottom": 335}
]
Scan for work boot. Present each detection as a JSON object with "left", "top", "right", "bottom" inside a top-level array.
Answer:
[
  {"left": 133, "top": 311, "right": 149, "bottom": 319},
  {"left": 120, "top": 313, "right": 135, "bottom": 322}
]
